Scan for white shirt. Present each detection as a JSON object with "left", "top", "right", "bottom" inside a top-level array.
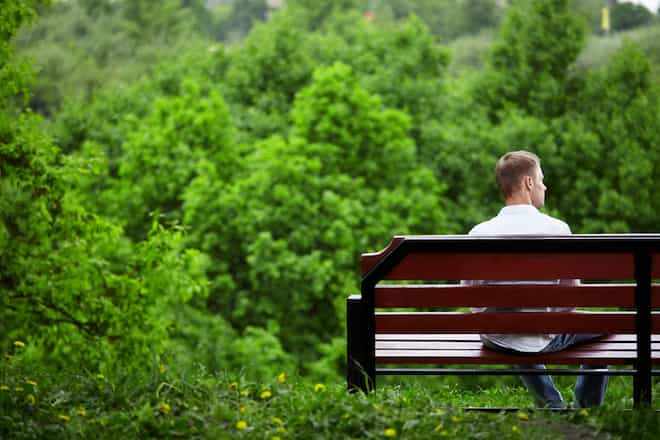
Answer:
[{"left": 468, "top": 204, "right": 572, "bottom": 352}]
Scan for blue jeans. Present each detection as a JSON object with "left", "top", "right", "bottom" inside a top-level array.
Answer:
[{"left": 485, "top": 334, "right": 609, "bottom": 408}]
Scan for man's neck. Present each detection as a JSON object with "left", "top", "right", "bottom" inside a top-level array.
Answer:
[{"left": 505, "top": 194, "right": 533, "bottom": 206}]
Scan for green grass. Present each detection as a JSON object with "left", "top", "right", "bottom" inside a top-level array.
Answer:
[{"left": 3, "top": 349, "right": 660, "bottom": 439}]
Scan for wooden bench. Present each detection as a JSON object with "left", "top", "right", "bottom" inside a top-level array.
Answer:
[{"left": 346, "top": 235, "right": 660, "bottom": 408}]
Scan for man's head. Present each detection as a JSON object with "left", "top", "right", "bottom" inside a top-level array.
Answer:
[{"left": 495, "top": 150, "right": 546, "bottom": 208}]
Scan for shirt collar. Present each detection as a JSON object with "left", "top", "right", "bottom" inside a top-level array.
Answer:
[{"left": 498, "top": 204, "right": 539, "bottom": 216}]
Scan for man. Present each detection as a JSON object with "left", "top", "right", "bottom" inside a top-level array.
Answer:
[{"left": 469, "top": 150, "right": 607, "bottom": 409}]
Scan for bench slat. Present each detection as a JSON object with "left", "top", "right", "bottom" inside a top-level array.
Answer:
[
  {"left": 375, "top": 349, "right": 651, "bottom": 365},
  {"left": 375, "top": 284, "right": 660, "bottom": 308},
  {"left": 375, "top": 311, "right": 650, "bottom": 334},
  {"left": 376, "top": 341, "right": 660, "bottom": 350},
  {"left": 376, "top": 334, "right": 660, "bottom": 342},
  {"left": 373, "top": 252, "right": 633, "bottom": 280}
]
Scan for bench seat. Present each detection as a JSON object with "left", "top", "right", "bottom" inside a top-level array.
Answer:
[{"left": 376, "top": 334, "right": 660, "bottom": 365}]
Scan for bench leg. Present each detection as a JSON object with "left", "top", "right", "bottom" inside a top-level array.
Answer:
[
  {"left": 633, "top": 252, "right": 653, "bottom": 408},
  {"left": 633, "top": 364, "right": 652, "bottom": 408},
  {"left": 347, "top": 295, "right": 374, "bottom": 393}
]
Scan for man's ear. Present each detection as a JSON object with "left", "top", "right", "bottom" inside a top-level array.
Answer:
[{"left": 523, "top": 175, "right": 533, "bottom": 190}]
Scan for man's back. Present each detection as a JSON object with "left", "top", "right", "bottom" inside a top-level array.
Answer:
[
  {"left": 469, "top": 204, "right": 570, "bottom": 236},
  {"left": 469, "top": 204, "right": 572, "bottom": 352}
]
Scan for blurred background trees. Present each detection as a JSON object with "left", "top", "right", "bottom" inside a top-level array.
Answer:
[{"left": 4, "top": 0, "right": 660, "bottom": 381}]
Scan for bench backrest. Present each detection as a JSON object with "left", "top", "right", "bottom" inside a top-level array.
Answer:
[{"left": 361, "top": 235, "right": 660, "bottom": 335}]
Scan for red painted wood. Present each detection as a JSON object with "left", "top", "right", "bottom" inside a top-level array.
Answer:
[
  {"left": 375, "top": 349, "right": 654, "bottom": 365},
  {"left": 361, "top": 236, "right": 404, "bottom": 274},
  {"left": 654, "top": 253, "right": 660, "bottom": 278},
  {"left": 375, "top": 340, "right": 660, "bottom": 351},
  {"left": 375, "top": 312, "right": 643, "bottom": 334},
  {"left": 374, "top": 284, "right": 647, "bottom": 308},
  {"left": 375, "top": 333, "right": 660, "bottom": 342},
  {"left": 370, "top": 253, "right": 633, "bottom": 280}
]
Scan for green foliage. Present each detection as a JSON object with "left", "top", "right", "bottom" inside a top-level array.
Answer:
[
  {"left": 383, "top": 0, "right": 501, "bottom": 41},
  {"left": 318, "top": 14, "right": 451, "bottom": 165},
  {"left": 210, "top": 0, "right": 269, "bottom": 42},
  {"left": 222, "top": 10, "right": 315, "bottom": 140},
  {"left": 552, "top": 43, "right": 660, "bottom": 232},
  {"left": 287, "top": 0, "right": 364, "bottom": 30},
  {"left": 15, "top": 0, "right": 212, "bottom": 113},
  {"left": 184, "top": 63, "right": 448, "bottom": 360},
  {"left": 291, "top": 63, "right": 417, "bottom": 185},
  {"left": 610, "top": 0, "right": 655, "bottom": 31},
  {"left": 110, "top": 78, "right": 236, "bottom": 239},
  {"left": 478, "top": 0, "right": 585, "bottom": 119},
  {"left": 0, "top": 0, "right": 37, "bottom": 108},
  {"left": 1, "top": 0, "right": 207, "bottom": 373}
]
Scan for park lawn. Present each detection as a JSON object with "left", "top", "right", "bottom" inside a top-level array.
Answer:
[{"left": 2, "top": 353, "right": 660, "bottom": 439}]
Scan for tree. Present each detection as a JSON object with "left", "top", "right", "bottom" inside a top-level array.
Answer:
[
  {"left": 382, "top": 0, "right": 501, "bottom": 41},
  {"left": 222, "top": 10, "right": 315, "bottom": 141},
  {"left": 15, "top": 0, "right": 212, "bottom": 114},
  {"left": 477, "top": 0, "right": 584, "bottom": 119},
  {"left": 551, "top": 43, "right": 660, "bottom": 232},
  {"left": 610, "top": 0, "right": 654, "bottom": 31},
  {"left": 184, "top": 63, "right": 449, "bottom": 360},
  {"left": 1, "top": 0, "right": 206, "bottom": 372}
]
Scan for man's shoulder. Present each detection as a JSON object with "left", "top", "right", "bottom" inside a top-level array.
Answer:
[
  {"left": 536, "top": 212, "right": 571, "bottom": 234},
  {"left": 468, "top": 207, "right": 571, "bottom": 235},
  {"left": 468, "top": 218, "right": 498, "bottom": 235}
]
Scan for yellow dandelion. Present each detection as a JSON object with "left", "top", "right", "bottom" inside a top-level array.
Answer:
[
  {"left": 314, "top": 383, "right": 326, "bottom": 393},
  {"left": 260, "top": 390, "right": 272, "bottom": 399},
  {"left": 14, "top": 386, "right": 23, "bottom": 392},
  {"left": 272, "top": 416, "right": 284, "bottom": 425},
  {"left": 76, "top": 407, "right": 87, "bottom": 417},
  {"left": 228, "top": 382, "right": 238, "bottom": 390},
  {"left": 451, "top": 416, "right": 462, "bottom": 423},
  {"left": 578, "top": 409, "right": 589, "bottom": 417},
  {"left": 272, "top": 437, "right": 281, "bottom": 440},
  {"left": 278, "top": 372, "right": 286, "bottom": 383},
  {"left": 14, "top": 341, "right": 25, "bottom": 348},
  {"left": 159, "top": 402, "right": 171, "bottom": 415},
  {"left": 240, "top": 389, "right": 249, "bottom": 396},
  {"left": 517, "top": 412, "right": 529, "bottom": 421},
  {"left": 384, "top": 428, "right": 397, "bottom": 437},
  {"left": 238, "top": 405, "right": 247, "bottom": 413},
  {"left": 58, "top": 414, "right": 70, "bottom": 422},
  {"left": 26, "top": 380, "right": 37, "bottom": 387},
  {"left": 25, "top": 394, "right": 36, "bottom": 406},
  {"left": 236, "top": 420, "right": 248, "bottom": 430},
  {"left": 277, "top": 427, "right": 287, "bottom": 433},
  {"left": 434, "top": 423, "right": 444, "bottom": 432},
  {"left": 0, "top": 385, "right": 9, "bottom": 391},
  {"left": 512, "top": 425, "right": 520, "bottom": 434}
]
